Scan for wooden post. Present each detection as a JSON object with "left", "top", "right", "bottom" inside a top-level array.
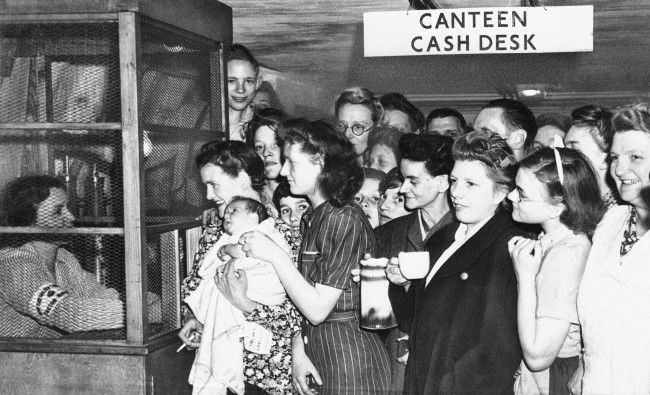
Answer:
[
  {"left": 209, "top": 43, "right": 227, "bottom": 140},
  {"left": 185, "top": 226, "right": 201, "bottom": 274},
  {"left": 118, "top": 11, "right": 148, "bottom": 343}
]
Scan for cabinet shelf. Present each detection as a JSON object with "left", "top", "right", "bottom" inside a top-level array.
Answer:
[
  {"left": 0, "top": 226, "right": 124, "bottom": 235},
  {"left": 0, "top": 122, "right": 121, "bottom": 130}
]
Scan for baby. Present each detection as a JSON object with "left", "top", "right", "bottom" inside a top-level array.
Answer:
[{"left": 185, "top": 197, "right": 290, "bottom": 395}]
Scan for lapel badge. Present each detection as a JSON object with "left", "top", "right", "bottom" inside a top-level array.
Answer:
[{"left": 460, "top": 272, "right": 468, "bottom": 280}]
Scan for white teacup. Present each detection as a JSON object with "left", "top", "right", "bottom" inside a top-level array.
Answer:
[{"left": 397, "top": 251, "right": 430, "bottom": 280}]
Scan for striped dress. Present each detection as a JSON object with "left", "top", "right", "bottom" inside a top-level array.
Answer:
[{"left": 300, "top": 201, "right": 390, "bottom": 394}]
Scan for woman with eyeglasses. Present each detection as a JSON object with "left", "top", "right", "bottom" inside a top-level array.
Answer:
[
  {"left": 506, "top": 148, "right": 604, "bottom": 394},
  {"left": 245, "top": 107, "right": 290, "bottom": 213},
  {"left": 577, "top": 106, "right": 650, "bottom": 394},
  {"left": 335, "top": 87, "right": 383, "bottom": 166}
]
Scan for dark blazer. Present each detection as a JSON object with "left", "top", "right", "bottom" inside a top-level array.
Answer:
[
  {"left": 374, "top": 210, "right": 454, "bottom": 258},
  {"left": 378, "top": 210, "right": 454, "bottom": 332},
  {"left": 389, "top": 207, "right": 525, "bottom": 394}
]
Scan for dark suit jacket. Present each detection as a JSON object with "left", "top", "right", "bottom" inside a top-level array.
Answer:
[
  {"left": 374, "top": 210, "right": 453, "bottom": 259},
  {"left": 389, "top": 207, "right": 525, "bottom": 394},
  {"left": 378, "top": 210, "right": 453, "bottom": 333}
]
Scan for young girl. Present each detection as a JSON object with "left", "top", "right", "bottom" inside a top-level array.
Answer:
[{"left": 507, "top": 147, "right": 605, "bottom": 394}]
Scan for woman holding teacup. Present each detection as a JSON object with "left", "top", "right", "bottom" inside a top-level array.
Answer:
[{"left": 388, "top": 131, "right": 526, "bottom": 394}]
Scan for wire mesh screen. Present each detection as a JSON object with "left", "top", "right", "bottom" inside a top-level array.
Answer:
[
  {"left": 143, "top": 130, "right": 209, "bottom": 220},
  {"left": 0, "top": 21, "right": 128, "bottom": 341},
  {"left": 0, "top": 18, "right": 224, "bottom": 344},
  {"left": 0, "top": 129, "right": 123, "bottom": 226},
  {"left": 140, "top": 21, "right": 222, "bottom": 222},
  {"left": 0, "top": 232, "right": 128, "bottom": 340},
  {"left": 0, "top": 22, "right": 120, "bottom": 123},
  {"left": 0, "top": 129, "right": 127, "bottom": 340},
  {"left": 145, "top": 228, "right": 193, "bottom": 338},
  {"left": 140, "top": 22, "right": 214, "bottom": 131}
]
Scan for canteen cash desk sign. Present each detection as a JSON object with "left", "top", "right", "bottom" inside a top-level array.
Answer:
[{"left": 363, "top": 6, "right": 593, "bottom": 56}]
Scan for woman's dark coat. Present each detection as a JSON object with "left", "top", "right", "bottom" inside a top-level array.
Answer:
[{"left": 389, "top": 207, "right": 525, "bottom": 394}]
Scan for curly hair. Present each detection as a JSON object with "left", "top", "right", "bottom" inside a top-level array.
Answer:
[
  {"left": 399, "top": 133, "right": 454, "bottom": 177},
  {"left": 282, "top": 119, "right": 363, "bottom": 207},
  {"left": 244, "top": 107, "right": 289, "bottom": 146},
  {"left": 379, "top": 92, "right": 425, "bottom": 132},
  {"left": 2, "top": 175, "right": 65, "bottom": 226},
  {"left": 519, "top": 147, "right": 605, "bottom": 236},
  {"left": 610, "top": 105, "right": 650, "bottom": 135},
  {"left": 334, "top": 87, "right": 383, "bottom": 124},
  {"left": 195, "top": 140, "right": 265, "bottom": 191},
  {"left": 453, "top": 131, "right": 517, "bottom": 193},
  {"left": 570, "top": 105, "right": 613, "bottom": 152}
]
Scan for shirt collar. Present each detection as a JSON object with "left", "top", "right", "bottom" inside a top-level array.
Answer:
[
  {"left": 538, "top": 226, "right": 573, "bottom": 250},
  {"left": 417, "top": 209, "right": 427, "bottom": 241},
  {"left": 454, "top": 214, "right": 493, "bottom": 243}
]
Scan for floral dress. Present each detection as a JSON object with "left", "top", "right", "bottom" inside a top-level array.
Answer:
[{"left": 180, "top": 210, "right": 303, "bottom": 394}]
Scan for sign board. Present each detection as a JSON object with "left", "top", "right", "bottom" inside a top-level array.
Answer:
[{"left": 364, "top": 6, "right": 593, "bottom": 57}]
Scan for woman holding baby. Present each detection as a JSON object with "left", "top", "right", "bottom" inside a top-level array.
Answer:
[
  {"left": 239, "top": 119, "right": 391, "bottom": 394},
  {"left": 179, "top": 140, "right": 302, "bottom": 395}
]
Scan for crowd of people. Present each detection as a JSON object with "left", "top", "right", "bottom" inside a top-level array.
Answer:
[
  {"left": 1, "top": 42, "right": 649, "bottom": 395},
  {"left": 177, "top": 44, "right": 650, "bottom": 394}
]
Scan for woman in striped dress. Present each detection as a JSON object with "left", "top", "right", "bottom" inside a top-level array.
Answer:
[{"left": 240, "top": 119, "right": 391, "bottom": 394}]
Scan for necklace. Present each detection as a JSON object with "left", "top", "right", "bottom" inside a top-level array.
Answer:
[{"left": 620, "top": 207, "right": 639, "bottom": 258}]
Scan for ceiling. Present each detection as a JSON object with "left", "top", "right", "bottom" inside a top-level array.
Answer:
[{"left": 224, "top": 0, "right": 650, "bottom": 115}]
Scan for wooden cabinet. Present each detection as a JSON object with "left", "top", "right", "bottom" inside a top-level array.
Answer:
[{"left": 0, "top": 1, "right": 231, "bottom": 393}]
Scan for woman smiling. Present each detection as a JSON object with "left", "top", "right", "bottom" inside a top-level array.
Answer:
[
  {"left": 179, "top": 140, "right": 303, "bottom": 394},
  {"left": 577, "top": 105, "right": 650, "bottom": 394}
]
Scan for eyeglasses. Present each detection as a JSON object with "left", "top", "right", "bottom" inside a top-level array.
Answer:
[
  {"left": 337, "top": 122, "right": 373, "bottom": 137},
  {"left": 354, "top": 194, "right": 381, "bottom": 207}
]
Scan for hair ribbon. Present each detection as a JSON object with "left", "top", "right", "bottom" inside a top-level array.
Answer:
[{"left": 552, "top": 134, "right": 564, "bottom": 185}]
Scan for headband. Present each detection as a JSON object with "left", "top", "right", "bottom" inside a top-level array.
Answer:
[{"left": 552, "top": 135, "right": 564, "bottom": 185}]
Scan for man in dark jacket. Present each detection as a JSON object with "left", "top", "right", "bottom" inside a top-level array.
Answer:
[
  {"left": 375, "top": 133, "right": 455, "bottom": 260},
  {"left": 367, "top": 133, "right": 455, "bottom": 393}
]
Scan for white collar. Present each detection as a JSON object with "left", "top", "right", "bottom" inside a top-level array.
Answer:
[{"left": 454, "top": 214, "right": 493, "bottom": 242}]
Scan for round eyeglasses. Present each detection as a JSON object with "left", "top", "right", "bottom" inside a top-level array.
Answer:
[{"left": 337, "top": 122, "right": 373, "bottom": 137}]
